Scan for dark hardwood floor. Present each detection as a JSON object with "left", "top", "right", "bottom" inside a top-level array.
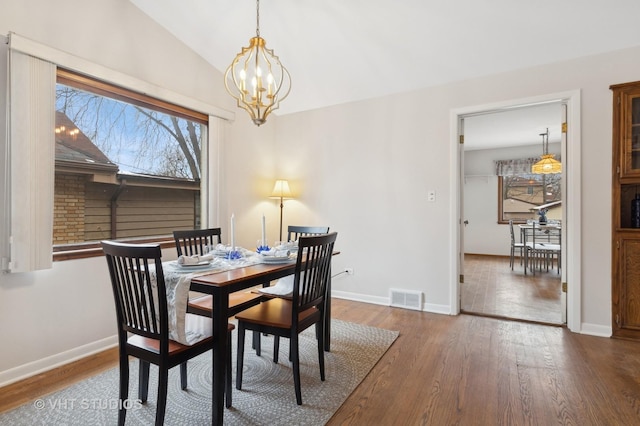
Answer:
[
  {"left": 5, "top": 299, "right": 640, "bottom": 426},
  {"left": 461, "top": 253, "right": 562, "bottom": 324},
  {"left": 329, "top": 299, "right": 640, "bottom": 425}
]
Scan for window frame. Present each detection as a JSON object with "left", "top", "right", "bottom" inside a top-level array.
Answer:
[
  {"left": 53, "top": 69, "right": 208, "bottom": 261},
  {"left": 497, "top": 174, "right": 561, "bottom": 225}
]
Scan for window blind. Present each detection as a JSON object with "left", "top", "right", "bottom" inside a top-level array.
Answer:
[{"left": 7, "top": 47, "right": 56, "bottom": 272}]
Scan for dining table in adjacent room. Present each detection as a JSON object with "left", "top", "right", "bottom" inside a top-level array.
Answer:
[{"left": 189, "top": 258, "right": 335, "bottom": 425}]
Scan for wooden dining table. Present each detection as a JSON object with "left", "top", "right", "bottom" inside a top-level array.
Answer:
[{"left": 189, "top": 259, "right": 334, "bottom": 425}]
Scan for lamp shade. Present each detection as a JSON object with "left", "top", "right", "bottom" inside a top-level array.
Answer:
[
  {"left": 531, "top": 154, "right": 562, "bottom": 174},
  {"left": 531, "top": 128, "right": 562, "bottom": 174},
  {"left": 270, "top": 180, "right": 293, "bottom": 199}
]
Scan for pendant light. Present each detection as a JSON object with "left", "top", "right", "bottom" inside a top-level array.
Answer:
[
  {"left": 532, "top": 128, "right": 562, "bottom": 174},
  {"left": 224, "top": 0, "right": 291, "bottom": 126}
]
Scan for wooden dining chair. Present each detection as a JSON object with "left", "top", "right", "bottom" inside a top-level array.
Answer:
[
  {"left": 235, "top": 232, "right": 338, "bottom": 405},
  {"left": 256, "top": 225, "right": 330, "bottom": 359},
  {"left": 173, "top": 227, "right": 222, "bottom": 257},
  {"left": 286, "top": 225, "right": 330, "bottom": 242},
  {"left": 173, "top": 228, "right": 264, "bottom": 318},
  {"left": 101, "top": 240, "right": 234, "bottom": 425}
]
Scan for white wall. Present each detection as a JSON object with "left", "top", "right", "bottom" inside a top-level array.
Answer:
[
  {"left": 0, "top": 0, "right": 636, "bottom": 385},
  {"left": 463, "top": 143, "right": 560, "bottom": 255},
  {"left": 272, "top": 46, "right": 640, "bottom": 336},
  {"left": 0, "top": 0, "right": 260, "bottom": 386}
]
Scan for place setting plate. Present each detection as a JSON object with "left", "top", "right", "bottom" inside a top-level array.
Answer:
[
  {"left": 171, "top": 260, "right": 215, "bottom": 271},
  {"left": 260, "top": 255, "right": 294, "bottom": 264}
]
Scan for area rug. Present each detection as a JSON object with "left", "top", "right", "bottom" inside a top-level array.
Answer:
[{"left": 1, "top": 320, "right": 398, "bottom": 425}]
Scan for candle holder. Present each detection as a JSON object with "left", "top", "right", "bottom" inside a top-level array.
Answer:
[
  {"left": 257, "top": 240, "right": 270, "bottom": 253},
  {"left": 226, "top": 250, "right": 242, "bottom": 260}
]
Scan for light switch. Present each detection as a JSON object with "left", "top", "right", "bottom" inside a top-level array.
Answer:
[{"left": 427, "top": 190, "right": 436, "bottom": 202}]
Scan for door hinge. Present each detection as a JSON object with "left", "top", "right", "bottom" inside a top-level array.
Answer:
[
  {"left": 459, "top": 274, "right": 464, "bottom": 283},
  {"left": 562, "top": 282, "right": 567, "bottom": 293},
  {"left": 616, "top": 314, "right": 620, "bottom": 326},
  {"left": 459, "top": 135, "right": 464, "bottom": 144},
  {"left": 562, "top": 122, "right": 567, "bottom": 133},
  {"left": 617, "top": 240, "right": 620, "bottom": 249}
]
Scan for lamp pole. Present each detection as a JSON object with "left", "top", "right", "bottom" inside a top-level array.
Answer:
[{"left": 278, "top": 195, "right": 284, "bottom": 242}]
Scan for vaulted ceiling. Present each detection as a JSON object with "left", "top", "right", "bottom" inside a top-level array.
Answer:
[{"left": 130, "top": 0, "right": 640, "bottom": 147}]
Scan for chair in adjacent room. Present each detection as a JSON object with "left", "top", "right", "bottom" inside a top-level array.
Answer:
[
  {"left": 526, "top": 226, "right": 561, "bottom": 274},
  {"left": 101, "top": 240, "right": 234, "bottom": 426},
  {"left": 509, "top": 220, "right": 525, "bottom": 270},
  {"left": 235, "top": 232, "right": 338, "bottom": 405},
  {"left": 173, "top": 228, "right": 264, "bottom": 318}
]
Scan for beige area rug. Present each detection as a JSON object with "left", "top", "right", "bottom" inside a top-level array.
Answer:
[{"left": 1, "top": 320, "right": 398, "bottom": 425}]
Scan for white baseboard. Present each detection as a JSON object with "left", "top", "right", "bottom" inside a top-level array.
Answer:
[
  {"left": 0, "top": 335, "right": 118, "bottom": 388},
  {"left": 331, "top": 290, "right": 451, "bottom": 315},
  {"left": 579, "top": 322, "right": 612, "bottom": 337}
]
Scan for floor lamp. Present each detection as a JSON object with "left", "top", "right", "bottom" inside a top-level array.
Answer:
[{"left": 270, "top": 179, "right": 293, "bottom": 242}]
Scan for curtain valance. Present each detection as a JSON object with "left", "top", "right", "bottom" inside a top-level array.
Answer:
[{"left": 495, "top": 156, "right": 562, "bottom": 176}]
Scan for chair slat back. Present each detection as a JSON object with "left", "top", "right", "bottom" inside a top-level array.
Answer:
[
  {"left": 173, "top": 228, "right": 222, "bottom": 256},
  {"left": 287, "top": 225, "right": 330, "bottom": 242},
  {"left": 509, "top": 220, "right": 517, "bottom": 244},
  {"left": 292, "top": 232, "right": 337, "bottom": 314},
  {"left": 531, "top": 226, "right": 561, "bottom": 245},
  {"left": 102, "top": 241, "right": 168, "bottom": 342}
]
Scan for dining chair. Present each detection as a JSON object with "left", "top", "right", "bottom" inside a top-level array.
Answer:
[
  {"left": 524, "top": 226, "right": 561, "bottom": 275},
  {"left": 173, "top": 228, "right": 264, "bottom": 318},
  {"left": 286, "top": 225, "right": 330, "bottom": 242},
  {"left": 259, "top": 225, "right": 330, "bottom": 359},
  {"left": 509, "top": 220, "right": 525, "bottom": 270},
  {"left": 101, "top": 240, "right": 234, "bottom": 426},
  {"left": 173, "top": 227, "right": 222, "bottom": 257},
  {"left": 235, "top": 232, "right": 338, "bottom": 405}
]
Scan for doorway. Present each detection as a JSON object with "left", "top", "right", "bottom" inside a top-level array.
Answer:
[
  {"left": 461, "top": 102, "right": 563, "bottom": 324},
  {"left": 449, "top": 91, "right": 582, "bottom": 332}
]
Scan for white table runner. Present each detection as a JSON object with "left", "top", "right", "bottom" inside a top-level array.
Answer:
[{"left": 150, "top": 253, "right": 262, "bottom": 345}]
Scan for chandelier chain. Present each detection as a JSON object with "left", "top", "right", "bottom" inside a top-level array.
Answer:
[{"left": 256, "top": 0, "right": 260, "bottom": 38}]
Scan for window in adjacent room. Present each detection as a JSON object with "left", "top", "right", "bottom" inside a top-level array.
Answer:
[{"left": 498, "top": 173, "right": 562, "bottom": 224}]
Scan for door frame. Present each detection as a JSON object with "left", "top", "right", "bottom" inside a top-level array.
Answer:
[{"left": 449, "top": 90, "right": 582, "bottom": 332}]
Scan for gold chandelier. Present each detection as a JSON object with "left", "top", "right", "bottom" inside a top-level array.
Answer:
[
  {"left": 532, "top": 128, "right": 562, "bottom": 174},
  {"left": 224, "top": 0, "right": 291, "bottom": 126}
]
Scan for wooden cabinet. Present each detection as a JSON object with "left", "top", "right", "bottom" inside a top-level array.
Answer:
[{"left": 611, "top": 80, "right": 640, "bottom": 340}]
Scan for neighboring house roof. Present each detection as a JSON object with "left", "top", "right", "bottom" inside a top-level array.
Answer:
[{"left": 55, "top": 111, "right": 118, "bottom": 171}]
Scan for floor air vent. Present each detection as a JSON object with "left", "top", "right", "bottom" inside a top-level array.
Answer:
[{"left": 389, "top": 288, "right": 422, "bottom": 311}]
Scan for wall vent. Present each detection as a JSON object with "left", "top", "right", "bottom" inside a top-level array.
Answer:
[{"left": 389, "top": 288, "right": 423, "bottom": 311}]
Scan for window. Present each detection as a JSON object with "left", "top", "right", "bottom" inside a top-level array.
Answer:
[
  {"left": 54, "top": 69, "right": 208, "bottom": 253},
  {"left": 498, "top": 173, "right": 561, "bottom": 224}
]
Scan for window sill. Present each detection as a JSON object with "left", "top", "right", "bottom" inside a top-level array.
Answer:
[{"left": 53, "top": 238, "right": 176, "bottom": 261}]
